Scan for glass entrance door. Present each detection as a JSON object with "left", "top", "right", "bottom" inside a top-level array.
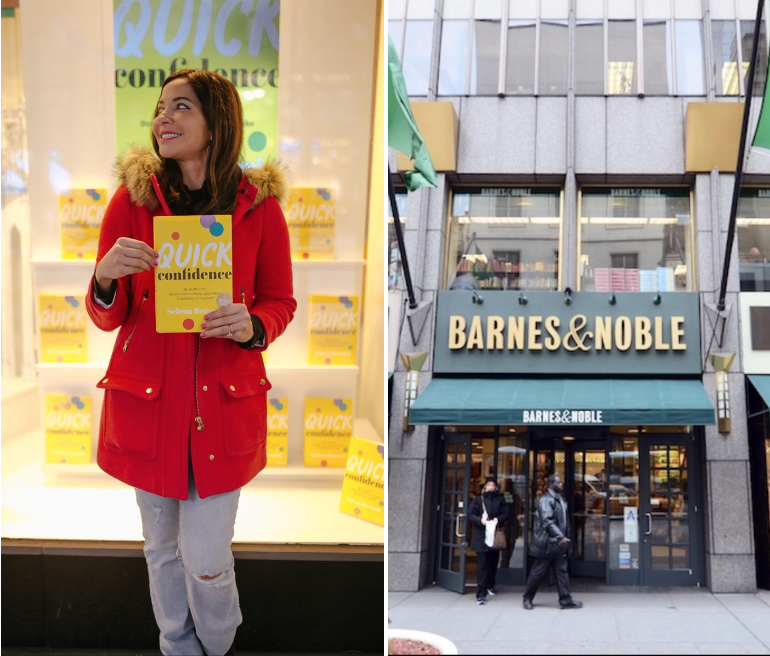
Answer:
[
  {"left": 436, "top": 434, "right": 472, "bottom": 593},
  {"left": 571, "top": 444, "right": 607, "bottom": 578}
]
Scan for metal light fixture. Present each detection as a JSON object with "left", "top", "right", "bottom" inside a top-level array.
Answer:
[
  {"left": 609, "top": 292, "right": 617, "bottom": 305},
  {"left": 518, "top": 293, "right": 528, "bottom": 305},
  {"left": 653, "top": 292, "right": 662, "bottom": 305},
  {"left": 564, "top": 287, "right": 572, "bottom": 305},
  {"left": 401, "top": 351, "right": 429, "bottom": 432},
  {"left": 472, "top": 291, "right": 484, "bottom": 305},
  {"left": 708, "top": 352, "right": 736, "bottom": 434}
]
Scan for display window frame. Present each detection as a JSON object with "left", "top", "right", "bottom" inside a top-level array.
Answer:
[
  {"left": 576, "top": 186, "right": 698, "bottom": 294},
  {"left": 444, "top": 186, "right": 565, "bottom": 293}
]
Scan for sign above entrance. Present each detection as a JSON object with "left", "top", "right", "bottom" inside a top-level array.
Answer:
[{"left": 434, "top": 291, "right": 702, "bottom": 375}]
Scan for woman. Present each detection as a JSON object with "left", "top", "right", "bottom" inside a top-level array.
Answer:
[
  {"left": 467, "top": 477, "right": 509, "bottom": 605},
  {"left": 86, "top": 69, "right": 296, "bottom": 655}
]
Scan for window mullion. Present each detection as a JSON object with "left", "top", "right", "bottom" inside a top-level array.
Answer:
[
  {"left": 466, "top": 13, "right": 474, "bottom": 96},
  {"left": 670, "top": 0, "right": 678, "bottom": 96},
  {"left": 499, "top": 0, "right": 510, "bottom": 96},
  {"left": 535, "top": 13, "right": 542, "bottom": 96},
  {"left": 737, "top": 16, "right": 745, "bottom": 97},
  {"left": 636, "top": 0, "right": 644, "bottom": 97},
  {"left": 604, "top": 12, "right": 609, "bottom": 96}
]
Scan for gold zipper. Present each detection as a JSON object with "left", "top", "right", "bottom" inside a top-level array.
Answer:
[
  {"left": 241, "top": 285, "right": 245, "bottom": 304},
  {"left": 194, "top": 334, "right": 204, "bottom": 430},
  {"left": 123, "top": 290, "right": 149, "bottom": 353}
]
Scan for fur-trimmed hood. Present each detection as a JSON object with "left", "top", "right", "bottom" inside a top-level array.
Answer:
[{"left": 116, "top": 146, "right": 288, "bottom": 211}]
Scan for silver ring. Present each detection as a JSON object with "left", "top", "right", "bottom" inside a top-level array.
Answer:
[{"left": 227, "top": 324, "right": 233, "bottom": 338}]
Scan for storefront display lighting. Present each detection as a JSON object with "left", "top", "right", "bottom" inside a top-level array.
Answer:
[{"left": 708, "top": 352, "right": 736, "bottom": 434}]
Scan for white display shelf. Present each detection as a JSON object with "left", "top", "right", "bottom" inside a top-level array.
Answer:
[
  {"left": 291, "top": 259, "right": 366, "bottom": 267},
  {"left": 2, "top": 420, "right": 383, "bottom": 545},
  {"left": 36, "top": 362, "right": 109, "bottom": 371},
  {"left": 31, "top": 258, "right": 97, "bottom": 267}
]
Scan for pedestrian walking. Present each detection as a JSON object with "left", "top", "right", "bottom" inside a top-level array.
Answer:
[{"left": 468, "top": 477, "right": 510, "bottom": 605}]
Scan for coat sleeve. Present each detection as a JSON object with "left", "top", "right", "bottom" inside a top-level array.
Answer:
[
  {"left": 250, "top": 196, "right": 297, "bottom": 351},
  {"left": 495, "top": 496, "right": 511, "bottom": 525},
  {"left": 467, "top": 496, "right": 484, "bottom": 528},
  {"left": 537, "top": 495, "right": 565, "bottom": 540},
  {"left": 85, "top": 185, "right": 134, "bottom": 331}
]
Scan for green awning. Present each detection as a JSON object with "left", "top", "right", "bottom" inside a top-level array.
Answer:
[
  {"left": 749, "top": 375, "right": 770, "bottom": 407},
  {"left": 409, "top": 378, "right": 715, "bottom": 426}
]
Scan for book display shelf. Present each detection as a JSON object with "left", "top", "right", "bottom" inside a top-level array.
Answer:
[{"left": 2, "top": 0, "right": 383, "bottom": 550}]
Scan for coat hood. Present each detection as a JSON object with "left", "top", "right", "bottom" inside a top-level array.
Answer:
[{"left": 116, "top": 146, "right": 289, "bottom": 211}]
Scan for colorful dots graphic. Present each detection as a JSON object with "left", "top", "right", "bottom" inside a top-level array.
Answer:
[
  {"left": 325, "top": 358, "right": 332, "bottom": 364},
  {"left": 354, "top": 508, "right": 361, "bottom": 516},
  {"left": 379, "top": 501, "right": 384, "bottom": 507},
  {"left": 321, "top": 460, "right": 327, "bottom": 467},
  {"left": 248, "top": 131, "right": 267, "bottom": 152},
  {"left": 302, "top": 252, "right": 309, "bottom": 259},
  {"left": 171, "top": 231, "right": 180, "bottom": 240},
  {"left": 200, "top": 215, "right": 216, "bottom": 229},
  {"left": 358, "top": 450, "right": 363, "bottom": 456},
  {"left": 77, "top": 252, "right": 84, "bottom": 259},
  {"left": 279, "top": 447, "right": 284, "bottom": 451},
  {"left": 376, "top": 445, "right": 384, "bottom": 458},
  {"left": 85, "top": 189, "right": 101, "bottom": 201},
  {"left": 183, "top": 319, "right": 195, "bottom": 330},
  {"left": 209, "top": 222, "right": 224, "bottom": 237},
  {"left": 64, "top": 296, "right": 80, "bottom": 308},
  {"left": 343, "top": 447, "right": 348, "bottom": 453},
  {"left": 315, "top": 188, "right": 331, "bottom": 201},
  {"left": 269, "top": 399, "right": 284, "bottom": 411}
]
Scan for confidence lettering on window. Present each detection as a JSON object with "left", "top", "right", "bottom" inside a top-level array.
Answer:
[{"left": 447, "top": 314, "right": 687, "bottom": 353}]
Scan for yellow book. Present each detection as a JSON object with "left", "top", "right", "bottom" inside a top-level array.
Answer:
[
  {"left": 266, "top": 397, "right": 288, "bottom": 466},
  {"left": 44, "top": 394, "right": 92, "bottom": 464},
  {"left": 303, "top": 397, "right": 353, "bottom": 467},
  {"left": 59, "top": 189, "right": 107, "bottom": 260},
  {"left": 153, "top": 215, "right": 233, "bottom": 333},
  {"left": 38, "top": 294, "right": 87, "bottom": 363},
  {"left": 308, "top": 295, "right": 359, "bottom": 365},
  {"left": 339, "top": 436, "right": 385, "bottom": 525},
  {"left": 286, "top": 187, "right": 335, "bottom": 260}
]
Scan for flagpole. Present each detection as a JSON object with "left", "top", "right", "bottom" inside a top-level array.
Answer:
[
  {"left": 718, "top": 0, "right": 765, "bottom": 311},
  {"left": 388, "top": 165, "right": 418, "bottom": 310}
]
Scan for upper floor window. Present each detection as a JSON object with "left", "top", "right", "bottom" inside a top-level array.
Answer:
[
  {"left": 388, "top": 191, "right": 408, "bottom": 291},
  {"left": 390, "top": 18, "right": 434, "bottom": 96},
  {"left": 446, "top": 187, "right": 561, "bottom": 292},
  {"left": 737, "top": 190, "right": 770, "bottom": 292}
]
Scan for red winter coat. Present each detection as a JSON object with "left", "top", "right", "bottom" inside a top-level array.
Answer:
[{"left": 86, "top": 147, "right": 296, "bottom": 499}]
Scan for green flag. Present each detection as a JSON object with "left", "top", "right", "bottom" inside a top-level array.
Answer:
[
  {"left": 388, "top": 36, "right": 437, "bottom": 190},
  {"left": 753, "top": 47, "right": 770, "bottom": 153}
]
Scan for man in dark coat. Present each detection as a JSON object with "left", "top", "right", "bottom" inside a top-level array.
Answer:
[
  {"left": 468, "top": 477, "right": 510, "bottom": 605},
  {"left": 523, "top": 474, "right": 583, "bottom": 610}
]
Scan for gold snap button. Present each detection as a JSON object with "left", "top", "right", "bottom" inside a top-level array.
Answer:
[
  {"left": 260, "top": 379, "right": 266, "bottom": 385},
  {"left": 203, "top": 385, "right": 208, "bottom": 391},
  {"left": 209, "top": 455, "right": 215, "bottom": 460},
  {"left": 229, "top": 385, "right": 236, "bottom": 392},
  {"left": 102, "top": 378, "right": 109, "bottom": 383},
  {"left": 146, "top": 387, "right": 153, "bottom": 394}
]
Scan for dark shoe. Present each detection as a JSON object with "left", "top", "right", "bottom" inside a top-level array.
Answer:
[
  {"left": 523, "top": 598, "right": 534, "bottom": 610},
  {"left": 477, "top": 597, "right": 486, "bottom": 605},
  {"left": 560, "top": 600, "right": 583, "bottom": 609},
  {"left": 487, "top": 588, "right": 496, "bottom": 596}
]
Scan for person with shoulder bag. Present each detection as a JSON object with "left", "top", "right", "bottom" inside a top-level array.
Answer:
[
  {"left": 467, "top": 477, "right": 510, "bottom": 605},
  {"left": 522, "top": 474, "right": 583, "bottom": 610}
]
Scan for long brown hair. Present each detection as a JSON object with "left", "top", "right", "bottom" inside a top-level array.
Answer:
[{"left": 151, "top": 69, "right": 243, "bottom": 214}]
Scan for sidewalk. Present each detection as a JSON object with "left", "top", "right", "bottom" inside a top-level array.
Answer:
[{"left": 388, "top": 583, "right": 770, "bottom": 655}]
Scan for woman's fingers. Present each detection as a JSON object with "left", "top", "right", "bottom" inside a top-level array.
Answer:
[{"left": 200, "top": 304, "right": 253, "bottom": 341}]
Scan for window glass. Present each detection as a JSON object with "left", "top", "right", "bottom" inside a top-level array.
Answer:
[
  {"left": 388, "top": 19, "right": 403, "bottom": 54},
  {"left": 471, "top": 19, "right": 501, "bottom": 95},
  {"left": 575, "top": 20, "right": 604, "bottom": 94},
  {"left": 608, "top": 20, "right": 637, "bottom": 95},
  {"left": 741, "top": 19, "right": 768, "bottom": 96},
  {"left": 446, "top": 188, "right": 561, "bottom": 291},
  {"left": 579, "top": 188, "right": 693, "bottom": 292},
  {"left": 506, "top": 20, "right": 536, "bottom": 95},
  {"left": 539, "top": 20, "right": 569, "bottom": 95},
  {"left": 643, "top": 20, "right": 673, "bottom": 95},
  {"left": 712, "top": 20, "right": 739, "bottom": 95},
  {"left": 737, "top": 190, "right": 770, "bottom": 291},
  {"left": 387, "top": 192, "right": 408, "bottom": 291},
  {"left": 402, "top": 19, "right": 434, "bottom": 96},
  {"left": 675, "top": 20, "right": 705, "bottom": 95},
  {"left": 439, "top": 20, "right": 469, "bottom": 95}
]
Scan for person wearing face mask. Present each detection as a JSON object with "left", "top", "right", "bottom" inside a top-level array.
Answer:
[
  {"left": 522, "top": 474, "right": 583, "bottom": 610},
  {"left": 87, "top": 69, "right": 296, "bottom": 655},
  {"left": 468, "top": 477, "right": 510, "bottom": 605}
]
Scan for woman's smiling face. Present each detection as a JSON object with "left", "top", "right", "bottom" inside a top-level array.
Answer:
[{"left": 152, "top": 78, "right": 211, "bottom": 164}]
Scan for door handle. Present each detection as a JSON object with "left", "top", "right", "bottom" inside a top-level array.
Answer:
[
  {"left": 455, "top": 513, "right": 466, "bottom": 538},
  {"left": 644, "top": 512, "right": 652, "bottom": 536}
]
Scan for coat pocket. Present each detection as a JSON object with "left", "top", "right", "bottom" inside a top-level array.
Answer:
[
  {"left": 97, "top": 374, "right": 162, "bottom": 459},
  {"left": 219, "top": 372, "right": 272, "bottom": 457}
]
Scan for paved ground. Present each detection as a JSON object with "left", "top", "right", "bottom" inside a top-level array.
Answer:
[{"left": 388, "top": 583, "right": 770, "bottom": 655}]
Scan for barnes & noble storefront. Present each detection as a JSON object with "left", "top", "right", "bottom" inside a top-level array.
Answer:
[{"left": 410, "top": 291, "right": 716, "bottom": 591}]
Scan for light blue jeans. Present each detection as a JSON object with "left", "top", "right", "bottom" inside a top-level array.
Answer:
[{"left": 135, "top": 466, "right": 242, "bottom": 656}]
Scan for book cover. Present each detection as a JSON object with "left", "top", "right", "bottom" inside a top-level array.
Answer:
[
  {"left": 286, "top": 187, "right": 335, "bottom": 260},
  {"left": 308, "top": 295, "right": 359, "bottom": 365},
  {"left": 303, "top": 397, "right": 353, "bottom": 467},
  {"left": 339, "top": 436, "right": 385, "bottom": 525},
  {"left": 153, "top": 215, "right": 233, "bottom": 333},
  {"left": 44, "top": 393, "right": 92, "bottom": 464},
  {"left": 38, "top": 294, "right": 87, "bottom": 363},
  {"left": 266, "top": 397, "right": 288, "bottom": 467},
  {"left": 59, "top": 189, "right": 107, "bottom": 260}
]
